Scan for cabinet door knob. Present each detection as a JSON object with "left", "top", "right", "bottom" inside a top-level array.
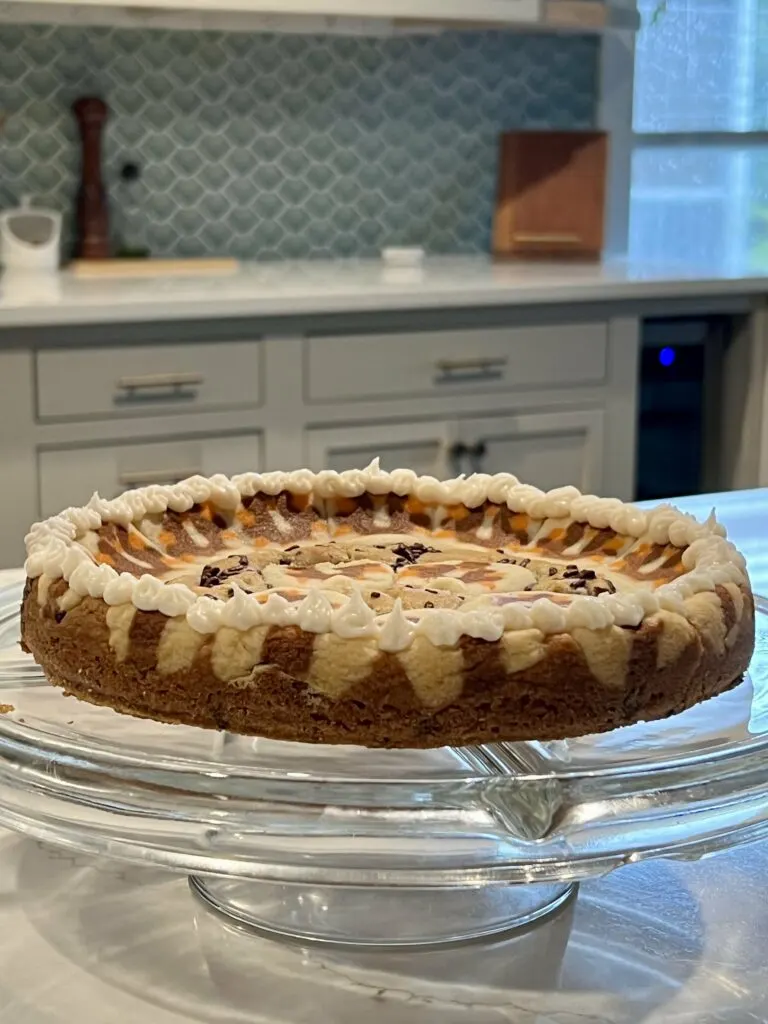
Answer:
[
  {"left": 448, "top": 442, "right": 468, "bottom": 476},
  {"left": 468, "top": 441, "right": 487, "bottom": 473}
]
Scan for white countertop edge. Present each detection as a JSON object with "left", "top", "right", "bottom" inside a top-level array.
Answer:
[{"left": 0, "top": 257, "right": 766, "bottom": 328}]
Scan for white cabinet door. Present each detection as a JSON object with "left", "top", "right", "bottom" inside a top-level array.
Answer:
[
  {"left": 306, "top": 420, "right": 458, "bottom": 477},
  {"left": 460, "top": 410, "right": 606, "bottom": 494},
  {"left": 39, "top": 432, "right": 262, "bottom": 518}
]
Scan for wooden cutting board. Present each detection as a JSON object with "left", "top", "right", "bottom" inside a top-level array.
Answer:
[
  {"left": 69, "top": 258, "right": 239, "bottom": 278},
  {"left": 493, "top": 131, "right": 607, "bottom": 261}
]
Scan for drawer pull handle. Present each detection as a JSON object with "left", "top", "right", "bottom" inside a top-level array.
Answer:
[
  {"left": 116, "top": 372, "right": 204, "bottom": 395},
  {"left": 435, "top": 357, "right": 507, "bottom": 384},
  {"left": 118, "top": 468, "right": 200, "bottom": 488}
]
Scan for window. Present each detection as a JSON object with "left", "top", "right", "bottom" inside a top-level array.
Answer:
[{"left": 629, "top": 0, "right": 768, "bottom": 269}]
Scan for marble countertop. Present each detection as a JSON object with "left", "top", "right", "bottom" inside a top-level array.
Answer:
[
  {"left": 1, "top": 254, "right": 767, "bottom": 328},
  {"left": 0, "top": 486, "right": 766, "bottom": 1022}
]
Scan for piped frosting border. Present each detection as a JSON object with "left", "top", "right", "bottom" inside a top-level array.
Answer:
[{"left": 23, "top": 461, "right": 748, "bottom": 651}]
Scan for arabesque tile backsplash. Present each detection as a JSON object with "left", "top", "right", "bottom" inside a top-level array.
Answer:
[{"left": 0, "top": 24, "right": 598, "bottom": 260}]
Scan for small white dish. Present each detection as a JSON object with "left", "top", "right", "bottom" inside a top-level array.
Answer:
[{"left": 381, "top": 246, "right": 426, "bottom": 267}]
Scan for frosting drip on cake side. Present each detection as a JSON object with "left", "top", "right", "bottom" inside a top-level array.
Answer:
[{"left": 24, "top": 462, "right": 748, "bottom": 650}]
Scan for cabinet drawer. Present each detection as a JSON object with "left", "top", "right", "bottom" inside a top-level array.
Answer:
[
  {"left": 306, "top": 324, "right": 607, "bottom": 403},
  {"left": 36, "top": 341, "right": 262, "bottom": 421},
  {"left": 39, "top": 432, "right": 262, "bottom": 518}
]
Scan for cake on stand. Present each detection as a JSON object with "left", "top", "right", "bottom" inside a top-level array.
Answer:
[{"left": 0, "top": 576, "right": 767, "bottom": 951}]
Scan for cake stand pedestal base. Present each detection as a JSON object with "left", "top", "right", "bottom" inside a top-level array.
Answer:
[{"left": 189, "top": 876, "right": 578, "bottom": 950}]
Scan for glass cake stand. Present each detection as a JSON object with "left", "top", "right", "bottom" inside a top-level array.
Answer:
[{"left": 1, "top": 579, "right": 768, "bottom": 951}]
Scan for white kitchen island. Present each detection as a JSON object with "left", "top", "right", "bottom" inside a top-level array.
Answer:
[{"left": 1, "top": 255, "right": 767, "bottom": 567}]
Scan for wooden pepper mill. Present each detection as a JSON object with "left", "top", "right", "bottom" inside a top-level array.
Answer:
[{"left": 72, "top": 96, "right": 110, "bottom": 260}]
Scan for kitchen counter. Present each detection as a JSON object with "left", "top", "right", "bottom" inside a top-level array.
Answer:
[
  {"left": 1, "top": 254, "right": 767, "bottom": 327},
  {"left": 0, "top": 487, "right": 766, "bottom": 1023}
]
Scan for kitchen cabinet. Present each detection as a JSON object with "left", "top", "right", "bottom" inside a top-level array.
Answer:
[
  {"left": 458, "top": 409, "right": 605, "bottom": 493},
  {"left": 308, "top": 408, "right": 607, "bottom": 495},
  {"left": 0, "top": 308, "right": 639, "bottom": 567},
  {"left": 306, "top": 420, "right": 458, "bottom": 478},
  {"left": 39, "top": 432, "right": 263, "bottom": 518}
]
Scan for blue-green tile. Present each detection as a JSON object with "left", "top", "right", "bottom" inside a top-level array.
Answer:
[
  {"left": 331, "top": 149, "right": 362, "bottom": 176},
  {"left": 279, "top": 206, "right": 306, "bottom": 232},
  {"left": 197, "top": 163, "right": 232, "bottom": 191},
  {"left": 197, "top": 193, "right": 231, "bottom": 220},
  {"left": 277, "top": 178, "right": 306, "bottom": 205},
  {"left": 225, "top": 147, "right": 254, "bottom": 176},
  {"left": 225, "top": 178, "right": 256, "bottom": 205},
  {"left": 0, "top": 23, "right": 597, "bottom": 259},
  {"left": 143, "top": 132, "right": 177, "bottom": 161},
  {"left": 144, "top": 192, "right": 178, "bottom": 222},
  {"left": 142, "top": 164, "right": 177, "bottom": 193},
  {"left": 199, "top": 222, "right": 235, "bottom": 249},
  {"left": 277, "top": 149, "right": 306, "bottom": 177},
  {"left": 144, "top": 103, "right": 175, "bottom": 131}
]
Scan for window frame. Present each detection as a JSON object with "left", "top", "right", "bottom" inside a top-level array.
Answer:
[
  {"left": 598, "top": 4, "right": 637, "bottom": 255},
  {"left": 601, "top": 0, "right": 768, "bottom": 258}
]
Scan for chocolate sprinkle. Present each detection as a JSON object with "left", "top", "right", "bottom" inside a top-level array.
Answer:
[
  {"left": 392, "top": 542, "right": 437, "bottom": 564},
  {"left": 199, "top": 566, "right": 221, "bottom": 588},
  {"left": 54, "top": 610, "right": 66, "bottom": 624},
  {"left": 200, "top": 554, "right": 249, "bottom": 588},
  {"left": 391, "top": 541, "right": 439, "bottom": 572}
]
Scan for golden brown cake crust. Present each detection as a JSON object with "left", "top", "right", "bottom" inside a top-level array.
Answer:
[{"left": 21, "top": 576, "right": 755, "bottom": 748}]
